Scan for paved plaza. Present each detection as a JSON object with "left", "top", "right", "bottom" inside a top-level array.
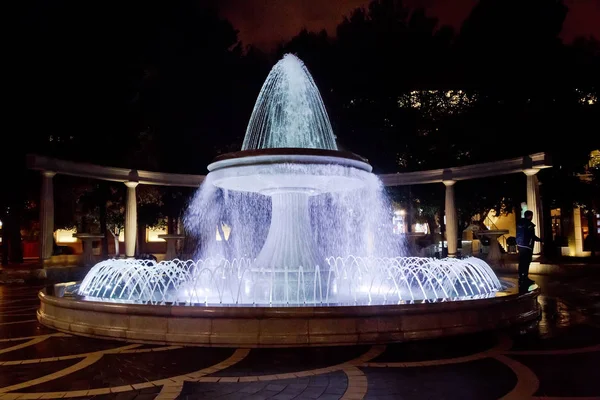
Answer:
[{"left": 0, "top": 274, "right": 599, "bottom": 400}]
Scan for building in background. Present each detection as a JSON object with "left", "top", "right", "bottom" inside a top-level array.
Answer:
[{"left": 552, "top": 150, "right": 599, "bottom": 257}]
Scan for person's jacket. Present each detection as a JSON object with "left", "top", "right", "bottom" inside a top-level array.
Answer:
[{"left": 516, "top": 218, "right": 540, "bottom": 249}]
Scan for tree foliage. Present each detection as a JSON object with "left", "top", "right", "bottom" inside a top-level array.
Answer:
[
  {"left": 280, "top": 0, "right": 599, "bottom": 220},
  {"left": 10, "top": 0, "right": 600, "bottom": 249}
]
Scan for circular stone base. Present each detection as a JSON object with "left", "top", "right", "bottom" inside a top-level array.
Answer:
[{"left": 38, "top": 280, "right": 540, "bottom": 347}]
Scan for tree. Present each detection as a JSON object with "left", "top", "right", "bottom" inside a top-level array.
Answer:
[
  {"left": 161, "top": 187, "right": 194, "bottom": 233},
  {"left": 153, "top": 3, "right": 255, "bottom": 172},
  {"left": 104, "top": 186, "right": 126, "bottom": 258},
  {"left": 14, "top": 1, "right": 262, "bottom": 182},
  {"left": 387, "top": 184, "right": 444, "bottom": 239},
  {"left": 456, "top": 0, "right": 568, "bottom": 91},
  {"left": 274, "top": 0, "right": 598, "bottom": 176},
  {"left": 454, "top": 175, "right": 522, "bottom": 233},
  {"left": 53, "top": 178, "right": 174, "bottom": 257},
  {"left": 330, "top": 1, "right": 456, "bottom": 172}
]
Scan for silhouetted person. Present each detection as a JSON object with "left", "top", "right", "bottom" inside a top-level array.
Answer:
[{"left": 516, "top": 210, "right": 541, "bottom": 287}]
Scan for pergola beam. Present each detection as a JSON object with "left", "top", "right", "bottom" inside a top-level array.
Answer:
[
  {"left": 27, "top": 152, "right": 551, "bottom": 188},
  {"left": 28, "top": 151, "right": 551, "bottom": 261},
  {"left": 378, "top": 152, "right": 551, "bottom": 186},
  {"left": 26, "top": 154, "right": 204, "bottom": 187}
]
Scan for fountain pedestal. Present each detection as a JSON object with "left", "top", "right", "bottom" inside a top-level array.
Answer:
[
  {"left": 73, "top": 233, "right": 104, "bottom": 266},
  {"left": 252, "top": 191, "right": 325, "bottom": 304},
  {"left": 477, "top": 230, "right": 509, "bottom": 263},
  {"left": 158, "top": 234, "right": 185, "bottom": 260},
  {"left": 402, "top": 232, "right": 425, "bottom": 256},
  {"left": 207, "top": 149, "right": 374, "bottom": 304},
  {"left": 254, "top": 192, "right": 323, "bottom": 270}
]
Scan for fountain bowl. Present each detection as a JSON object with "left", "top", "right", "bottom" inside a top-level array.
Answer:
[
  {"left": 207, "top": 148, "right": 372, "bottom": 195},
  {"left": 37, "top": 279, "right": 540, "bottom": 347}
]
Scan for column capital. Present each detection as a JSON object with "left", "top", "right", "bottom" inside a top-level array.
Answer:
[
  {"left": 42, "top": 170, "right": 56, "bottom": 178},
  {"left": 523, "top": 168, "right": 539, "bottom": 176},
  {"left": 124, "top": 181, "right": 139, "bottom": 188},
  {"left": 442, "top": 180, "right": 456, "bottom": 187}
]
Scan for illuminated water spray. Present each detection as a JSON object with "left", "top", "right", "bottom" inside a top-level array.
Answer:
[
  {"left": 79, "top": 54, "right": 502, "bottom": 305},
  {"left": 242, "top": 54, "right": 337, "bottom": 150}
]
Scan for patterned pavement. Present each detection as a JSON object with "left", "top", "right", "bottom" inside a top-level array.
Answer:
[{"left": 0, "top": 274, "right": 599, "bottom": 400}]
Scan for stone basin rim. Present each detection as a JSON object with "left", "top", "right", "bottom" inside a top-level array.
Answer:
[
  {"left": 37, "top": 279, "right": 540, "bottom": 347},
  {"left": 38, "top": 279, "right": 537, "bottom": 318},
  {"left": 207, "top": 148, "right": 372, "bottom": 173}
]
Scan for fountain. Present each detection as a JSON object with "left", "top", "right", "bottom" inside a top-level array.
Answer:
[{"left": 38, "top": 54, "right": 540, "bottom": 346}]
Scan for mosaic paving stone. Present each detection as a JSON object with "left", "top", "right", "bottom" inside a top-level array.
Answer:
[
  {"left": 25, "top": 347, "right": 235, "bottom": 392},
  {"left": 0, "top": 359, "right": 81, "bottom": 387},
  {"left": 371, "top": 332, "right": 497, "bottom": 363},
  {"left": 0, "top": 338, "right": 29, "bottom": 350},
  {"left": 0, "top": 314, "right": 39, "bottom": 323},
  {"left": 511, "top": 352, "right": 600, "bottom": 397},
  {"left": 179, "top": 371, "right": 348, "bottom": 400},
  {"left": 0, "top": 321, "right": 56, "bottom": 339},
  {"left": 0, "top": 275, "right": 599, "bottom": 399},
  {"left": 362, "top": 358, "right": 517, "bottom": 400},
  {"left": 0, "top": 335, "right": 131, "bottom": 361},
  {"left": 60, "top": 386, "right": 161, "bottom": 400},
  {"left": 211, "top": 346, "right": 369, "bottom": 377},
  {"left": 0, "top": 300, "right": 39, "bottom": 308},
  {"left": 510, "top": 322, "right": 600, "bottom": 351}
]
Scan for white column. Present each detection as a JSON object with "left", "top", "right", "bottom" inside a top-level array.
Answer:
[
  {"left": 573, "top": 207, "right": 585, "bottom": 256},
  {"left": 443, "top": 180, "right": 458, "bottom": 258},
  {"left": 524, "top": 169, "right": 542, "bottom": 255},
  {"left": 124, "top": 181, "right": 139, "bottom": 258},
  {"left": 39, "top": 171, "right": 56, "bottom": 262}
]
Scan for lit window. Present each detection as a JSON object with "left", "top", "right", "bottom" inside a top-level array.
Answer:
[
  {"left": 54, "top": 229, "right": 78, "bottom": 243},
  {"left": 146, "top": 226, "right": 167, "bottom": 242},
  {"left": 414, "top": 223, "right": 429, "bottom": 234}
]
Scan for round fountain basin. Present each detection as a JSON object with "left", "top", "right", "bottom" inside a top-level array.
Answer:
[
  {"left": 207, "top": 148, "right": 373, "bottom": 195},
  {"left": 37, "top": 279, "right": 540, "bottom": 347}
]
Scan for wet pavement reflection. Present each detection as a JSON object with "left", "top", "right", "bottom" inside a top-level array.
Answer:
[{"left": 0, "top": 274, "right": 599, "bottom": 399}]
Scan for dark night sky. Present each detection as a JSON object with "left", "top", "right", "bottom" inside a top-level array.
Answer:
[{"left": 216, "top": 0, "right": 600, "bottom": 50}]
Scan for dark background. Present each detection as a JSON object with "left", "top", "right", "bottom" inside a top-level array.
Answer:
[{"left": 2, "top": 0, "right": 598, "bottom": 262}]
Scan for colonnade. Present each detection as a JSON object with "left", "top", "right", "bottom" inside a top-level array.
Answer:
[
  {"left": 38, "top": 174, "right": 141, "bottom": 261},
  {"left": 441, "top": 168, "right": 543, "bottom": 257},
  {"left": 33, "top": 153, "right": 548, "bottom": 263}
]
